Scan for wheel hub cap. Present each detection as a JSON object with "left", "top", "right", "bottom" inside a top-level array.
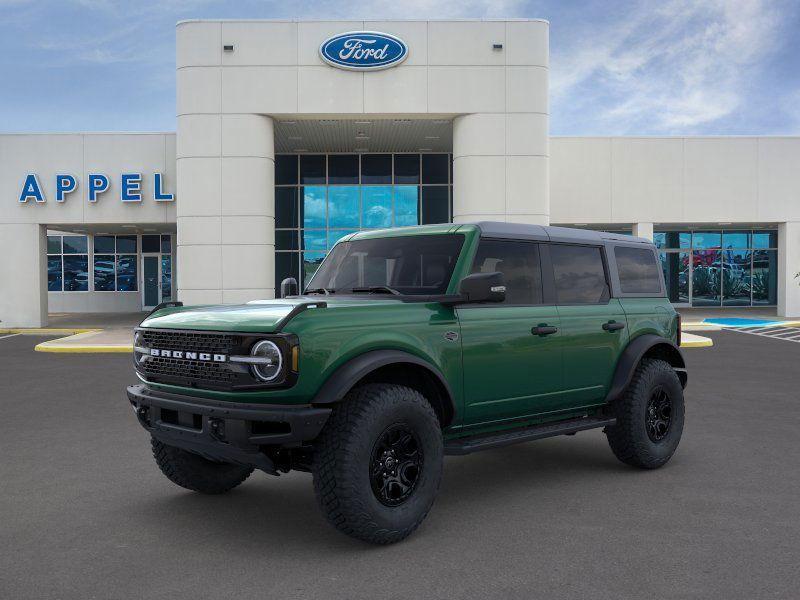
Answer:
[{"left": 646, "top": 386, "right": 673, "bottom": 443}]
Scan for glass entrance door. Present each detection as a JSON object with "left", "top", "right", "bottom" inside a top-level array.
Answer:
[{"left": 142, "top": 255, "right": 160, "bottom": 309}]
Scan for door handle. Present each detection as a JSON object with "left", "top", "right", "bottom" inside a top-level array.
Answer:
[
  {"left": 602, "top": 321, "right": 626, "bottom": 332},
  {"left": 531, "top": 325, "right": 558, "bottom": 336}
]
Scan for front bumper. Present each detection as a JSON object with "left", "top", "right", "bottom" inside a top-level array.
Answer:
[{"left": 127, "top": 384, "right": 331, "bottom": 474}]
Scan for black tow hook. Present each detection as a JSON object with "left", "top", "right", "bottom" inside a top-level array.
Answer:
[
  {"left": 135, "top": 405, "right": 150, "bottom": 427},
  {"left": 208, "top": 417, "right": 226, "bottom": 442}
]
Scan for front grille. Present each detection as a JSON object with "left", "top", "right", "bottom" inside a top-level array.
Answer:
[
  {"left": 135, "top": 328, "right": 296, "bottom": 391},
  {"left": 142, "top": 354, "right": 235, "bottom": 385},
  {"left": 139, "top": 330, "right": 239, "bottom": 355},
  {"left": 138, "top": 329, "right": 245, "bottom": 389}
]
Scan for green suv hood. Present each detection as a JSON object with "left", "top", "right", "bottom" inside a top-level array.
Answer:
[{"left": 140, "top": 297, "right": 401, "bottom": 333}]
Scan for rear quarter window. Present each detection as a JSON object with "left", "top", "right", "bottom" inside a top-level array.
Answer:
[{"left": 614, "top": 246, "right": 662, "bottom": 294}]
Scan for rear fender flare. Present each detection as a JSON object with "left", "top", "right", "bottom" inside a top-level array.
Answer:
[{"left": 606, "top": 334, "right": 687, "bottom": 403}]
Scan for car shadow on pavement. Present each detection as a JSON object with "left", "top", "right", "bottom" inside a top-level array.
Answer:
[{"left": 125, "top": 433, "right": 630, "bottom": 551}]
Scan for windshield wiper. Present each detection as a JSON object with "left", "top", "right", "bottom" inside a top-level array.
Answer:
[
  {"left": 305, "top": 287, "right": 335, "bottom": 295},
  {"left": 350, "top": 286, "right": 401, "bottom": 295}
]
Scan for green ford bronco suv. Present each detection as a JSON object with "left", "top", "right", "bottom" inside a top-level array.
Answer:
[{"left": 127, "top": 222, "right": 687, "bottom": 544}]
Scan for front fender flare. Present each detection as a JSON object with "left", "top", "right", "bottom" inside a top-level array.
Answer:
[
  {"left": 311, "top": 349, "right": 456, "bottom": 425},
  {"left": 606, "top": 334, "right": 687, "bottom": 403}
]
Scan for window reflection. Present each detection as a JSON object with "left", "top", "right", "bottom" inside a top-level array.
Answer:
[
  {"left": 722, "top": 249, "right": 751, "bottom": 306},
  {"left": 660, "top": 251, "right": 689, "bottom": 303},
  {"left": 691, "top": 250, "right": 721, "bottom": 306},
  {"left": 302, "top": 186, "right": 326, "bottom": 229},
  {"left": 394, "top": 185, "right": 419, "bottom": 226},
  {"left": 752, "top": 250, "right": 777, "bottom": 305},
  {"left": 328, "top": 186, "right": 359, "bottom": 228},
  {"left": 362, "top": 186, "right": 392, "bottom": 228}
]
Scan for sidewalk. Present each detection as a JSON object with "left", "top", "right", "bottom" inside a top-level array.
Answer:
[{"left": 0, "top": 312, "right": 143, "bottom": 353}]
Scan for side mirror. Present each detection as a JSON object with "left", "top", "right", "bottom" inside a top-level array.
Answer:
[
  {"left": 280, "top": 277, "right": 299, "bottom": 298},
  {"left": 458, "top": 272, "right": 506, "bottom": 303}
]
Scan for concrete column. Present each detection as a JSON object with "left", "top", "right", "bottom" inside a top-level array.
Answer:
[
  {"left": 0, "top": 224, "right": 47, "bottom": 327},
  {"left": 177, "top": 114, "right": 275, "bottom": 305},
  {"left": 778, "top": 221, "right": 800, "bottom": 318},
  {"left": 632, "top": 222, "right": 654, "bottom": 241},
  {"left": 452, "top": 113, "right": 549, "bottom": 225}
]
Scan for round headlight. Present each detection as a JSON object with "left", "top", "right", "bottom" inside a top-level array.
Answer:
[{"left": 251, "top": 340, "right": 282, "bottom": 382}]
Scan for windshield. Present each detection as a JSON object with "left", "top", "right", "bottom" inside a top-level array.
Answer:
[{"left": 306, "top": 234, "right": 465, "bottom": 295}]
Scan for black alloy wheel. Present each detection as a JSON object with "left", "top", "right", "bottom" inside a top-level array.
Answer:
[
  {"left": 645, "top": 386, "right": 673, "bottom": 442},
  {"left": 369, "top": 424, "right": 424, "bottom": 506}
]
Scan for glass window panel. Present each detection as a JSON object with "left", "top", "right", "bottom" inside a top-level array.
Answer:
[
  {"left": 47, "top": 256, "right": 62, "bottom": 291},
  {"left": 471, "top": 240, "right": 542, "bottom": 305},
  {"left": 302, "top": 251, "right": 327, "bottom": 287},
  {"left": 141, "top": 234, "right": 160, "bottom": 253},
  {"left": 302, "top": 230, "right": 327, "bottom": 252},
  {"left": 47, "top": 235, "right": 62, "bottom": 254},
  {"left": 275, "top": 252, "right": 299, "bottom": 290},
  {"left": 722, "top": 249, "right": 751, "bottom": 306},
  {"left": 161, "top": 255, "right": 172, "bottom": 300},
  {"left": 275, "top": 229, "right": 299, "bottom": 251},
  {"left": 62, "top": 235, "right": 88, "bottom": 254},
  {"left": 328, "top": 155, "right": 359, "bottom": 184},
  {"left": 161, "top": 235, "right": 172, "bottom": 254},
  {"left": 692, "top": 231, "right": 721, "bottom": 249},
  {"left": 722, "top": 231, "right": 750, "bottom": 249},
  {"left": 421, "top": 154, "right": 448, "bottom": 184},
  {"left": 752, "top": 249, "right": 777, "bottom": 305},
  {"left": 691, "top": 250, "right": 721, "bottom": 306},
  {"left": 328, "top": 186, "right": 360, "bottom": 228},
  {"left": 94, "top": 235, "right": 115, "bottom": 254},
  {"left": 394, "top": 154, "right": 420, "bottom": 184},
  {"left": 752, "top": 230, "right": 778, "bottom": 249},
  {"left": 275, "top": 155, "right": 298, "bottom": 185},
  {"left": 300, "top": 155, "right": 326, "bottom": 184},
  {"left": 63, "top": 255, "right": 89, "bottom": 291},
  {"left": 421, "top": 186, "right": 449, "bottom": 224},
  {"left": 550, "top": 245, "right": 609, "bottom": 304},
  {"left": 302, "top": 186, "right": 326, "bottom": 229},
  {"left": 275, "top": 187, "right": 299, "bottom": 228},
  {"left": 93, "top": 255, "right": 116, "bottom": 291},
  {"left": 362, "top": 186, "right": 392, "bottom": 228},
  {"left": 361, "top": 154, "right": 391, "bottom": 184},
  {"left": 660, "top": 251, "right": 689, "bottom": 303},
  {"left": 328, "top": 230, "right": 359, "bottom": 248},
  {"left": 116, "top": 255, "right": 137, "bottom": 291},
  {"left": 654, "top": 231, "right": 690, "bottom": 249},
  {"left": 614, "top": 247, "right": 662, "bottom": 294},
  {"left": 116, "top": 235, "right": 137, "bottom": 254},
  {"left": 394, "top": 185, "right": 419, "bottom": 226}
]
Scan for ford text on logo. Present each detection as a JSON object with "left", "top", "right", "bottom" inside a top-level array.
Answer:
[{"left": 319, "top": 31, "right": 408, "bottom": 71}]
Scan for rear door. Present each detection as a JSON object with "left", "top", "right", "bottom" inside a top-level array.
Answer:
[
  {"left": 458, "top": 239, "right": 563, "bottom": 426},
  {"left": 545, "top": 243, "right": 628, "bottom": 409}
]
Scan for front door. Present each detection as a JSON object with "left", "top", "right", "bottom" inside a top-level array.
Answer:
[
  {"left": 142, "top": 255, "right": 160, "bottom": 309},
  {"left": 458, "top": 239, "right": 563, "bottom": 427}
]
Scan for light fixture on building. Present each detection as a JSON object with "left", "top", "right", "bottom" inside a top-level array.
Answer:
[
  {"left": 393, "top": 119, "right": 412, "bottom": 125},
  {"left": 293, "top": 148, "right": 308, "bottom": 152},
  {"left": 280, "top": 120, "right": 297, "bottom": 125},
  {"left": 718, "top": 222, "right": 732, "bottom": 225},
  {"left": 425, "top": 136, "right": 440, "bottom": 140},
  {"left": 355, "top": 120, "right": 372, "bottom": 125},
  {"left": 493, "top": 43, "right": 503, "bottom": 50},
  {"left": 354, "top": 147, "right": 368, "bottom": 153},
  {"left": 320, "top": 119, "right": 338, "bottom": 125},
  {"left": 223, "top": 44, "right": 235, "bottom": 52},
  {"left": 419, "top": 147, "right": 433, "bottom": 152}
]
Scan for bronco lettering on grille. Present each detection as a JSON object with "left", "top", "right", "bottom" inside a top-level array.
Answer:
[{"left": 149, "top": 348, "right": 227, "bottom": 362}]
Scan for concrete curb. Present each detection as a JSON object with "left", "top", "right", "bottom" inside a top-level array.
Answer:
[
  {"left": 34, "top": 343, "right": 133, "bottom": 353},
  {"left": 680, "top": 333, "right": 714, "bottom": 348},
  {"left": 0, "top": 328, "right": 100, "bottom": 335}
]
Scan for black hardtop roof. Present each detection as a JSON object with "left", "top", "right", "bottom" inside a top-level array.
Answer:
[{"left": 471, "top": 221, "right": 651, "bottom": 245}]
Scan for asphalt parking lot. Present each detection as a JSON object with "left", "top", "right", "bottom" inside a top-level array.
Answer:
[{"left": 1, "top": 331, "right": 799, "bottom": 599}]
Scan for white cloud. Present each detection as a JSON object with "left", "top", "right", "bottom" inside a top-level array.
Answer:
[{"left": 551, "top": 0, "right": 791, "bottom": 133}]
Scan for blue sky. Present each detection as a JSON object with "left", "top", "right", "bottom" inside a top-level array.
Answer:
[{"left": 1, "top": 0, "right": 798, "bottom": 135}]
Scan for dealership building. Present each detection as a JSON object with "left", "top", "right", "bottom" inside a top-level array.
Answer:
[{"left": 1, "top": 18, "right": 799, "bottom": 327}]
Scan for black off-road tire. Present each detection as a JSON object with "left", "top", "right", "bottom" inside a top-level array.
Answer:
[
  {"left": 312, "top": 383, "right": 443, "bottom": 544},
  {"left": 605, "top": 358, "right": 685, "bottom": 469},
  {"left": 151, "top": 437, "right": 253, "bottom": 494}
]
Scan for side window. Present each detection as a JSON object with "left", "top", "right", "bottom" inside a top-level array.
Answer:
[
  {"left": 471, "top": 240, "right": 542, "bottom": 304},
  {"left": 614, "top": 246, "right": 662, "bottom": 294},
  {"left": 550, "top": 244, "right": 609, "bottom": 304}
]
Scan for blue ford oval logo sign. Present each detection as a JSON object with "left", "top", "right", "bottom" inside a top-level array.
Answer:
[{"left": 319, "top": 31, "right": 408, "bottom": 71}]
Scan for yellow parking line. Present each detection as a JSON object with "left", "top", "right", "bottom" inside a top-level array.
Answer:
[
  {"left": 0, "top": 328, "right": 100, "bottom": 335},
  {"left": 34, "top": 343, "right": 132, "bottom": 353}
]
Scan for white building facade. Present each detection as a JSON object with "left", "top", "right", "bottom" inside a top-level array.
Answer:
[{"left": 1, "top": 19, "right": 798, "bottom": 327}]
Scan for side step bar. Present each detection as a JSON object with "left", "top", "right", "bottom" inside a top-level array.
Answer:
[{"left": 444, "top": 416, "right": 616, "bottom": 456}]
